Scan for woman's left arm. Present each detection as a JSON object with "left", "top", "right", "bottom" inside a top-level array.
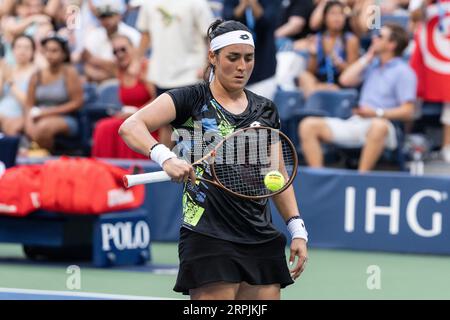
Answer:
[
  {"left": 272, "top": 187, "right": 308, "bottom": 280},
  {"left": 40, "top": 66, "right": 84, "bottom": 117}
]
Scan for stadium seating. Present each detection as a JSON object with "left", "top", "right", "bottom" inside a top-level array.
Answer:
[
  {"left": 412, "top": 101, "right": 443, "bottom": 151},
  {"left": 380, "top": 14, "right": 410, "bottom": 29},
  {"left": 123, "top": 7, "right": 140, "bottom": 28},
  {"left": 273, "top": 88, "right": 305, "bottom": 154},
  {"left": 0, "top": 135, "right": 20, "bottom": 168},
  {"left": 299, "top": 89, "right": 358, "bottom": 119}
]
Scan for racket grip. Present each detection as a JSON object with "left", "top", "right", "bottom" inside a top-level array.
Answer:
[{"left": 123, "top": 171, "right": 172, "bottom": 188}]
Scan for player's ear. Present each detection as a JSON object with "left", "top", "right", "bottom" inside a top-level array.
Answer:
[{"left": 208, "top": 50, "right": 217, "bottom": 66}]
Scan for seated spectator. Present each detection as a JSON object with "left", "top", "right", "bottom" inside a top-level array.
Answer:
[
  {"left": 92, "top": 35, "right": 171, "bottom": 159},
  {"left": 299, "top": 24, "right": 417, "bottom": 172},
  {"left": 379, "top": 0, "right": 410, "bottom": 15},
  {"left": 24, "top": 33, "right": 83, "bottom": 152},
  {"left": 82, "top": 0, "right": 141, "bottom": 83},
  {"left": 1, "top": 0, "right": 52, "bottom": 39},
  {"left": 0, "top": 0, "right": 51, "bottom": 65},
  {"left": 310, "top": 0, "right": 374, "bottom": 37},
  {"left": 275, "top": 0, "right": 314, "bottom": 42},
  {"left": 0, "top": 35, "right": 36, "bottom": 136},
  {"left": 0, "top": 0, "right": 15, "bottom": 18},
  {"left": 223, "top": 0, "right": 280, "bottom": 100},
  {"left": 298, "top": 1, "right": 359, "bottom": 97}
]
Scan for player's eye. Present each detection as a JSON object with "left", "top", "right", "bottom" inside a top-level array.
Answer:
[
  {"left": 244, "top": 54, "right": 254, "bottom": 62},
  {"left": 227, "top": 55, "right": 240, "bottom": 62}
]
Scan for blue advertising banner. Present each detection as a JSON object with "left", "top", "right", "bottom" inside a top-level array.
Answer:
[
  {"left": 140, "top": 163, "right": 450, "bottom": 255},
  {"left": 282, "top": 168, "right": 450, "bottom": 254},
  {"left": 13, "top": 159, "right": 448, "bottom": 255}
]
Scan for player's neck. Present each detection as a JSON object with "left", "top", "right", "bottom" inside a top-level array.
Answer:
[
  {"left": 210, "top": 79, "right": 245, "bottom": 102},
  {"left": 210, "top": 80, "right": 247, "bottom": 114}
]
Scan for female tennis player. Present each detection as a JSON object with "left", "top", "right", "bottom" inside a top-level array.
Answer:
[{"left": 119, "top": 19, "right": 308, "bottom": 300}]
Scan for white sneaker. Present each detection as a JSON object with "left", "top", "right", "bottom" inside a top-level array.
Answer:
[{"left": 441, "top": 145, "right": 450, "bottom": 163}]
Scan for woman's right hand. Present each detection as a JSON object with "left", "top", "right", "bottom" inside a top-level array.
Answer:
[{"left": 162, "top": 158, "right": 196, "bottom": 183}]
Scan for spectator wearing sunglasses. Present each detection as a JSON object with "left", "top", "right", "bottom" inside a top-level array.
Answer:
[
  {"left": 91, "top": 34, "right": 171, "bottom": 159},
  {"left": 81, "top": 0, "right": 141, "bottom": 83}
]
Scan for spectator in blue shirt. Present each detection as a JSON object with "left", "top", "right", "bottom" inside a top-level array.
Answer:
[{"left": 299, "top": 23, "right": 417, "bottom": 172}]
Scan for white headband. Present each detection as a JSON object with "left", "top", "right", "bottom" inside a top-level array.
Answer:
[{"left": 210, "top": 30, "right": 255, "bottom": 52}]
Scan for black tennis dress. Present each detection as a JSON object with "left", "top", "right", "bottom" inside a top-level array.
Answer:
[{"left": 166, "top": 82, "right": 294, "bottom": 294}]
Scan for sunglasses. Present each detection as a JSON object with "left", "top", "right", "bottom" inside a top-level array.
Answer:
[
  {"left": 99, "top": 12, "right": 117, "bottom": 19},
  {"left": 113, "top": 47, "right": 127, "bottom": 56},
  {"left": 373, "top": 31, "right": 390, "bottom": 41}
]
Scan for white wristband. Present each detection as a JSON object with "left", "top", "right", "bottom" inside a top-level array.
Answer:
[
  {"left": 30, "top": 106, "right": 42, "bottom": 119},
  {"left": 287, "top": 218, "right": 308, "bottom": 242},
  {"left": 149, "top": 144, "right": 177, "bottom": 168}
]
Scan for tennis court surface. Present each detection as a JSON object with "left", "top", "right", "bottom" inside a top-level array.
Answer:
[{"left": 1, "top": 242, "right": 450, "bottom": 300}]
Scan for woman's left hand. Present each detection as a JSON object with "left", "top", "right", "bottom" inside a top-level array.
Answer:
[{"left": 289, "top": 238, "right": 308, "bottom": 280}]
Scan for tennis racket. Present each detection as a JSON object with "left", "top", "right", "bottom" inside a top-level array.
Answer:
[{"left": 123, "top": 126, "right": 298, "bottom": 200}]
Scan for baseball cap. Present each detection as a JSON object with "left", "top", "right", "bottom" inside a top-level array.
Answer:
[{"left": 96, "top": 0, "right": 122, "bottom": 17}]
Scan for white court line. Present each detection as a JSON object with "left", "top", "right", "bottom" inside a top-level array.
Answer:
[{"left": 0, "top": 287, "right": 179, "bottom": 300}]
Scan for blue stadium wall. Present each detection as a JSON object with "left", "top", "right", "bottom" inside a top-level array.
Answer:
[{"left": 140, "top": 164, "right": 450, "bottom": 255}]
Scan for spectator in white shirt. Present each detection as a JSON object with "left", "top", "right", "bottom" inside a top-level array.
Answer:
[{"left": 82, "top": 0, "right": 141, "bottom": 83}]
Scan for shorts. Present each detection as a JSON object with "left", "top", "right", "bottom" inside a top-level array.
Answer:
[
  {"left": 62, "top": 116, "right": 79, "bottom": 137},
  {"left": 325, "top": 115, "right": 398, "bottom": 150},
  {"left": 174, "top": 227, "right": 294, "bottom": 295}
]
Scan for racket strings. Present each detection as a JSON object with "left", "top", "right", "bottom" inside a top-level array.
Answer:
[{"left": 213, "top": 128, "right": 296, "bottom": 197}]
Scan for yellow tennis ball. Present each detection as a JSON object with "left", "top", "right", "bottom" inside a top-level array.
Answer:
[{"left": 264, "top": 171, "right": 285, "bottom": 192}]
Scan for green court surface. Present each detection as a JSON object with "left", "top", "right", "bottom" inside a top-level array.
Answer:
[{"left": 1, "top": 243, "right": 450, "bottom": 299}]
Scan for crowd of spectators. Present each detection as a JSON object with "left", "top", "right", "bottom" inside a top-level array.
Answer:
[{"left": 0, "top": 0, "right": 449, "bottom": 172}]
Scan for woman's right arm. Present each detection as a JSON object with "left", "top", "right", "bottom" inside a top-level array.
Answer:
[
  {"left": 119, "top": 93, "right": 175, "bottom": 155},
  {"left": 306, "top": 36, "right": 318, "bottom": 73},
  {"left": 119, "top": 93, "right": 196, "bottom": 183},
  {"left": 25, "top": 72, "right": 38, "bottom": 112},
  {"left": 309, "top": 0, "right": 327, "bottom": 31}
]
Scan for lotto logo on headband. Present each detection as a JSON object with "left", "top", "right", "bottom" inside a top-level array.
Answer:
[{"left": 210, "top": 30, "right": 255, "bottom": 52}]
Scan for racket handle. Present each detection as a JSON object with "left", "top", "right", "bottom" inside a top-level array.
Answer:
[{"left": 123, "top": 171, "right": 171, "bottom": 188}]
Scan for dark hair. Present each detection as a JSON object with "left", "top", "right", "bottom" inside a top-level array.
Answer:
[
  {"left": 207, "top": 19, "right": 251, "bottom": 52},
  {"left": 41, "top": 33, "right": 71, "bottom": 63},
  {"left": 204, "top": 19, "right": 251, "bottom": 82},
  {"left": 321, "top": 0, "right": 346, "bottom": 32},
  {"left": 12, "top": 34, "right": 36, "bottom": 60},
  {"left": 385, "top": 23, "right": 410, "bottom": 57},
  {"left": 111, "top": 33, "right": 133, "bottom": 46}
]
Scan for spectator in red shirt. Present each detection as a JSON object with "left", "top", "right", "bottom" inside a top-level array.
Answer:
[{"left": 92, "top": 34, "right": 171, "bottom": 159}]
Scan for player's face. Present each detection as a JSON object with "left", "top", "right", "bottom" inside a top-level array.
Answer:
[{"left": 213, "top": 44, "right": 255, "bottom": 91}]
